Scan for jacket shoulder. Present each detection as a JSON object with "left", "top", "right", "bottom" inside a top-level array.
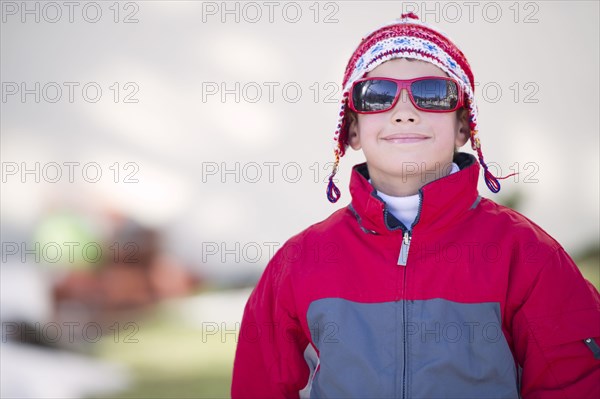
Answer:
[
  {"left": 477, "top": 197, "right": 563, "bottom": 253},
  {"left": 286, "top": 205, "right": 351, "bottom": 244},
  {"left": 266, "top": 206, "right": 351, "bottom": 272}
]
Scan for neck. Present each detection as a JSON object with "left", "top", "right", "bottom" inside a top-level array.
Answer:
[{"left": 368, "top": 161, "right": 456, "bottom": 197}]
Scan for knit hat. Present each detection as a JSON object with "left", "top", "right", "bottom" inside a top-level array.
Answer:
[{"left": 326, "top": 12, "right": 502, "bottom": 203}]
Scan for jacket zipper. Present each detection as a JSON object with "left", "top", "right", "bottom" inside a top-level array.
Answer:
[
  {"left": 397, "top": 230, "right": 412, "bottom": 266},
  {"left": 381, "top": 190, "right": 423, "bottom": 398},
  {"left": 401, "top": 265, "right": 408, "bottom": 399},
  {"left": 397, "top": 229, "right": 412, "bottom": 399},
  {"left": 584, "top": 337, "right": 600, "bottom": 359}
]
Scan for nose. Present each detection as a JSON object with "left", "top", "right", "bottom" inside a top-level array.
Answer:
[{"left": 390, "top": 88, "right": 420, "bottom": 124}]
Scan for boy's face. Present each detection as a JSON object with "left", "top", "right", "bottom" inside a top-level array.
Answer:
[{"left": 348, "top": 58, "right": 470, "bottom": 193}]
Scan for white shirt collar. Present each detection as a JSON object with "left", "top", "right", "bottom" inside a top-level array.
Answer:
[{"left": 369, "top": 162, "right": 460, "bottom": 230}]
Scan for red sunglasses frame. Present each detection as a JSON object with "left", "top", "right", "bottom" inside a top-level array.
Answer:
[{"left": 348, "top": 76, "right": 465, "bottom": 114}]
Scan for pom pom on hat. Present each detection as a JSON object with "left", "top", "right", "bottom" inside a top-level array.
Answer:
[{"left": 326, "top": 12, "right": 503, "bottom": 203}]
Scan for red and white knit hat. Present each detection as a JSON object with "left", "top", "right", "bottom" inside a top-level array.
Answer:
[{"left": 326, "top": 12, "right": 501, "bottom": 203}]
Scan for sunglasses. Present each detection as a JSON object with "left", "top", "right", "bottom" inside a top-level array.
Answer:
[{"left": 348, "top": 76, "right": 464, "bottom": 114}]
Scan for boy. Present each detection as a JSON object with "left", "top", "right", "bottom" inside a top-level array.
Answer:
[{"left": 231, "top": 13, "right": 600, "bottom": 398}]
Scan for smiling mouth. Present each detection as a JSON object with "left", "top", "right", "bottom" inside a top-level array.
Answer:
[{"left": 382, "top": 134, "right": 430, "bottom": 144}]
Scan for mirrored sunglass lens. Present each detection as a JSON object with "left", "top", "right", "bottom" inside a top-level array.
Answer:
[
  {"left": 353, "top": 80, "right": 398, "bottom": 112},
  {"left": 411, "top": 79, "right": 459, "bottom": 110}
]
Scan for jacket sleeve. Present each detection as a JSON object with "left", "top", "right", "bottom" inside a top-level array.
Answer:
[
  {"left": 231, "top": 245, "right": 310, "bottom": 398},
  {"left": 511, "top": 246, "right": 600, "bottom": 398}
]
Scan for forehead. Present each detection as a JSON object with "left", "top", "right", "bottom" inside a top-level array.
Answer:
[{"left": 365, "top": 58, "right": 448, "bottom": 80}]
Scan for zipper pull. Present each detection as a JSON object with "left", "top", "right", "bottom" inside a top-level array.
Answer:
[
  {"left": 397, "top": 231, "right": 412, "bottom": 266},
  {"left": 583, "top": 338, "right": 600, "bottom": 359}
]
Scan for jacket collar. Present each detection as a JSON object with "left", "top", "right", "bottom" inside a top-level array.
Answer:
[{"left": 348, "top": 152, "right": 481, "bottom": 235}]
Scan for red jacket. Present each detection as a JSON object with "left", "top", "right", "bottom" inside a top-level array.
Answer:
[{"left": 232, "top": 153, "right": 600, "bottom": 398}]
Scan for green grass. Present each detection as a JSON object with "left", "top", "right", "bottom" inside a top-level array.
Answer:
[{"left": 90, "top": 310, "right": 236, "bottom": 399}]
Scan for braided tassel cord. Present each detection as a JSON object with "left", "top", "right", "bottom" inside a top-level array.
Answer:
[
  {"left": 471, "top": 134, "right": 516, "bottom": 193},
  {"left": 326, "top": 150, "right": 341, "bottom": 203}
]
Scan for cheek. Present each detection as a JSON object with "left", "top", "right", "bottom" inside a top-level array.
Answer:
[
  {"left": 429, "top": 114, "right": 460, "bottom": 138},
  {"left": 357, "top": 114, "right": 387, "bottom": 136}
]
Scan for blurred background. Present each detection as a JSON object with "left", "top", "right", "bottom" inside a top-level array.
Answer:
[{"left": 1, "top": 1, "right": 598, "bottom": 398}]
